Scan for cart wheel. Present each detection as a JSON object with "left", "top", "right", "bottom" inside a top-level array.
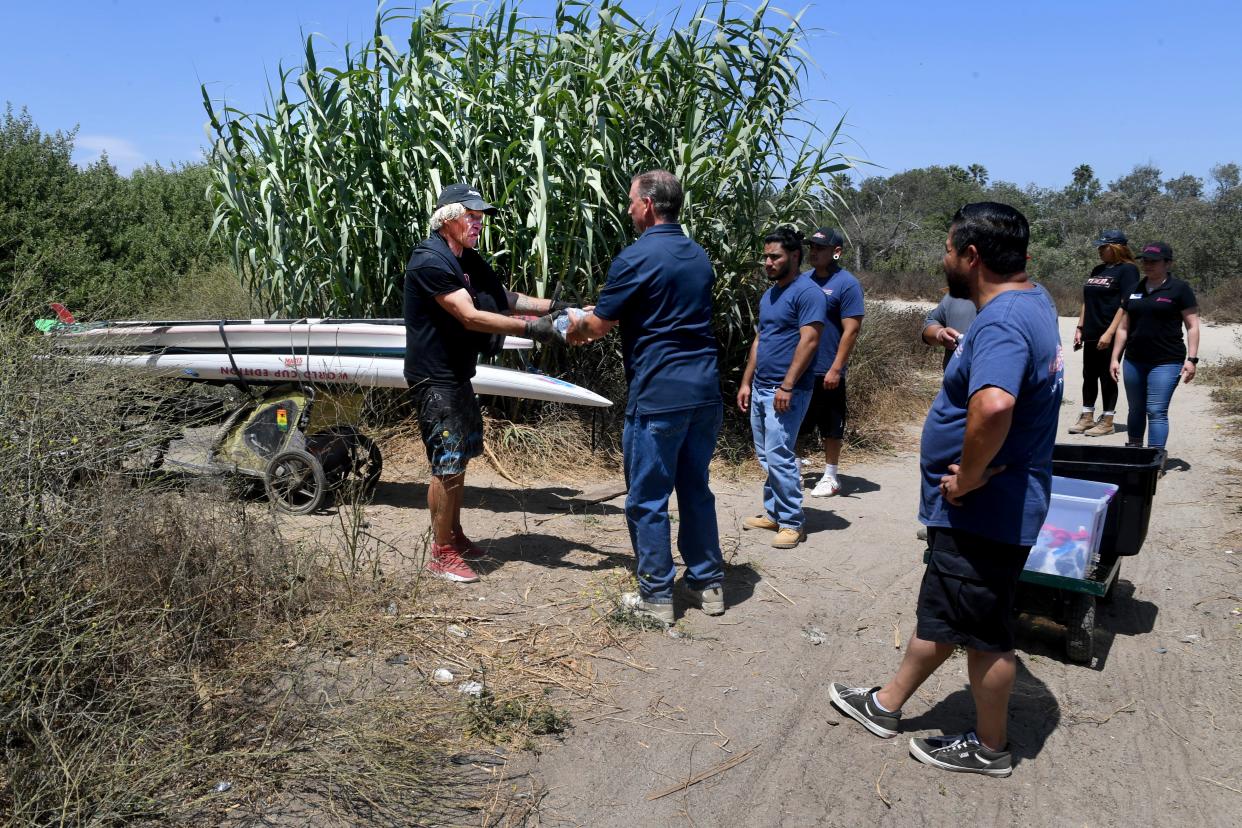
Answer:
[
  {"left": 1100, "top": 561, "right": 1120, "bottom": 603},
  {"left": 1065, "top": 592, "right": 1096, "bottom": 664},
  {"left": 347, "top": 433, "right": 383, "bottom": 499},
  {"left": 265, "top": 449, "right": 328, "bottom": 515},
  {"left": 317, "top": 427, "right": 383, "bottom": 502}
]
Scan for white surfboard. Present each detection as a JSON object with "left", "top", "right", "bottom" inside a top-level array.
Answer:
[
  {"left": 45, "top": 318, "right": 534, "bottom": 354},
  {"left": 65, "top": 351, "right": 611, "bottom": 408}
]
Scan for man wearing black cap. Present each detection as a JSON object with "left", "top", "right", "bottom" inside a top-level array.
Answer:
[
  {"left": 800, "top": 227, "right": 865, "bottom": 497},
  {"left": 404, "top": 182, "right": 572, "bottom": 583}
]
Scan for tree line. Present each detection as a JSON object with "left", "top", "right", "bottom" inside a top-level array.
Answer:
[
  {"left": 5, "top": 103, "right": 1239, "bottom": 323},
  {"left": 0, "top": 105, "right": 224, "bottom": 316},
  {"left": 834, "top": 161, "right": 1242, "bottom": 316}
]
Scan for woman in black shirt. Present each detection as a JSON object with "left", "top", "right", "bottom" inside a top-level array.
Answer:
[
  {"left": 1109, "top": 242, "right": 1201, "bottom": 449},
  {"left": 1069, "top": 230, "right": 1139, "bottom": 436}
]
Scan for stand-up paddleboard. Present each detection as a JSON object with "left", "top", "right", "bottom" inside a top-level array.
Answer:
[
  {"left": 43, "top": 317, "right": 534, "bottom": 354},
  {"left": 64, "top": 351, "right": 611, "bottom": 408}
]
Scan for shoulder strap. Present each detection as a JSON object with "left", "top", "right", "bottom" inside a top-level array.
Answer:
[{"left": 412, "top": 235, "right": 467, "bottom": 284}]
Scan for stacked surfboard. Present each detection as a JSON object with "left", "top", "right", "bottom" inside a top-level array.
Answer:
[{"left": 41, "top": 314, "right": 611, "bottom": 408}]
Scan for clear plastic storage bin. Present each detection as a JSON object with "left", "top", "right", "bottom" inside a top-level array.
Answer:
[{"left": 1024, "top": 476, "right": 1119, "bottom": 580}]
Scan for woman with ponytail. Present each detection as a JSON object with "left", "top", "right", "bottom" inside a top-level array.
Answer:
[{"left": 1068, "top": 229, "right": 1140, "bottom": 436}]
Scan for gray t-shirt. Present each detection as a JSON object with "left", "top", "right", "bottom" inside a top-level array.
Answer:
[{"left": 924, "top": 295, "right": 978, "bottom": 370}]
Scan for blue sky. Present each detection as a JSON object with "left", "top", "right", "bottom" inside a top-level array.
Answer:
[{"left": 3, "top": 0, "right": 1239, "bottom": 189}]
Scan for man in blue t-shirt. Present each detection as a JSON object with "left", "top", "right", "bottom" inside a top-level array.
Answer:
[
  {"left": 922, "top": 293, "right": 978, "bottom": 371},
  {"left": 566, "top": 170, "right": 724, "bottom": 625},
  {"left": 737, "top": 226, "right": 826, "bottom": 548},
  {"left": 830, "top": 203, "right": 1063, "bottom": 779},
  {"left": 799, "top": 227, "right": 865, "bottom": 497}
]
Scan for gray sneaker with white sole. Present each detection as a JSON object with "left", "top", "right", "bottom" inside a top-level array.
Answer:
[
  {"left": 908, "top": 731, "right": 1013, "bottom": 777},
  {"left": 828, "top": 683, "right": 901, "bottom": 738}
]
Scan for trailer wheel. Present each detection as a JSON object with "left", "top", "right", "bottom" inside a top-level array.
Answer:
[
  {"left": 1065, "top": 592, "right": 1096, "bottom": 664},
  {"left": 348, "top": 433, "right": 383, "bottom": 499},
  {"left": 316, "top": 427, "right": 383, "bottom": 502},
  {"left": 265, "top": 449, "right": 328, "bottom": 515},
  {"left": 1100, "top": 561, "right": 1120, "bottom": 603}
]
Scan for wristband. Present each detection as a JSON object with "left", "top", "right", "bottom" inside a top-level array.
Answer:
[
  {"left": 1187, "top": 357, "right": 1199, "bottom": 364},
  {"left": 778, "top": 385, "right": 793, "bottom": 393}
]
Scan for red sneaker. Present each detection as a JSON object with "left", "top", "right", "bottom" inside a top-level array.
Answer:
[
  {"left": 452, "top": 529, "right": 489, "bottom": 561},
  {"left": 427, "top": 544, "right": 479, "bottom": 583}
]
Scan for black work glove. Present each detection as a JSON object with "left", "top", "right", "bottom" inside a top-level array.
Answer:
[
  {"left": 549, "top": 299, "right": 580, "bottom": 313},
  {"left": 525, "top": 313, "right": 559, "bottom": 344}
]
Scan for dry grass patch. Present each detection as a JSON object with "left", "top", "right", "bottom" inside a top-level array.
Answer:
[{"left": 0, "top": 315, "right": 633, "bottom": 825}]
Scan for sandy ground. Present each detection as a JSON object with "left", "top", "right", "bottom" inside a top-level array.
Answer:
[{"left": 355, "top": 313, "right": 1242, "bottom": 827}]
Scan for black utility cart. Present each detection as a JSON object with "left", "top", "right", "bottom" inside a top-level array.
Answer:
[{"left": 1015, "top": 444, "right": 1165, "bottom": 663}]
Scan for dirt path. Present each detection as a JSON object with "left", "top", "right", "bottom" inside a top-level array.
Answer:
[{"left": 362, "top": 316, "right": 1242, "bottom": 827}]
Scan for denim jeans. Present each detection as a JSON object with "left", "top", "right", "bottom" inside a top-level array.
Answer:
[
  {"left": 622, "top": 403, "right": 724, "bottom": 602},
  {"left": 749, "top": 386, "right": 813, "bottom": 530},
  {"left": 1122, "top": 359, "right": 1182, "bottom": 448}
]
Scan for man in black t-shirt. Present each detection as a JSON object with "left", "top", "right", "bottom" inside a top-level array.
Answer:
[{"left": 404, "top": 182, "right": 572, "bottom": 583}]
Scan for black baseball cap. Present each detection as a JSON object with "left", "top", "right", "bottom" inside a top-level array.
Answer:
[
  {"left": 1137, "top": 241, "right": 1173, "bottom": 260},
  {"left": 1092, "top": 229, "right": 1127, "bottom": 247},
  {"left": 808, "top": 227, "right": 845, "bottom": 247},
  {"left": 436, "top": 182, "right": 498, "bottom": 215}
]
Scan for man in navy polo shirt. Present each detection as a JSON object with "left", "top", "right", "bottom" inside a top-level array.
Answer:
[
  {"left": 737, "top": 226, "right": 826, "bottom": 548},
  {"left": 567, "top": 170, "right": 724, "bottom": 624},
  {"left": 800, "top": 227, "right": 866, "bottom": 498},
  {"left": 830, "top": 203, "right": 1063, "bottom": 778}
]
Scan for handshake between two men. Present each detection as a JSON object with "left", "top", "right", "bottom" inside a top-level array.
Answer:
[{"left": 523, "top": 307, "right": 598, "bottom": 346}]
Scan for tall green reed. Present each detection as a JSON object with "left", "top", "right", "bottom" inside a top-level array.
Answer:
[{"left": 204, "top": 0, "right": 852, "bottom": 376}]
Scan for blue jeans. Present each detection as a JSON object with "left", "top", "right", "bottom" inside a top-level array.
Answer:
[
  {"left": 622, "top": 403, "right": 724, "bottom": 602},
  {"left": 749, "top": 386, "right": 813, "bottom": 530},
  {"left": 1122, "top": 359, "right": 1181, "bottom": 448}
]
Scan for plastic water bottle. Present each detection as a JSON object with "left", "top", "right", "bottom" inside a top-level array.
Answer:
[{"left": 553, "top": 308, "right": 585, "bottom": 342}]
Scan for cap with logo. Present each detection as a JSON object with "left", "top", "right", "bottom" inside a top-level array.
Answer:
[
  {"left": 436, "top": 182, "right": 498, "bottom": 215},
  {"left": 1137, "top": 241, "right": 1173, "bottom": 261},
  {"left": 1092, "top": 229, "right": 1127, "bottom": 247},
  {"left": 808, "top": 227, "right": 846, "bottom": 248}
]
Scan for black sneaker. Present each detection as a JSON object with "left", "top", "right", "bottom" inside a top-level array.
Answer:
[
  {"left": 909, "top": 731, "right": 1012, "bottom": 777},
  {"left": 828, "top": 683, "right": 900, "bottom": 738}
]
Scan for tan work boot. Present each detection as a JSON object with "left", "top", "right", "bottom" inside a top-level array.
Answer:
[
  {"left": 771, "top": 527, "right": 806, "bottom": 548},
  {"left": 743, "top": 514, "right": 779, "bottom": 531},
  {"left": 1067, "top": 411, "right": 1095, "bottom": 434},
  {"left": 1084, "top": 414, "right": 1115, "bottom": 437}
]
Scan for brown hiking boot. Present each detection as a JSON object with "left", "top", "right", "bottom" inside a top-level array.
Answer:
[
  {"left": 1084, "top": 414, "right": 1115, "bottom": 437},
  {"left": 771, "top": 527, "right": 806, "bottom": 548},
  {"left": 1067, "top": 411, "right": 1095, "bottom": 434},
  {"left": 743, "top": 514, "right": 779, "bottom": 531}
]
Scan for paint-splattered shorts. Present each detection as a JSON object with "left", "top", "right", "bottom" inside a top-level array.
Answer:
[{"left": 410, "top": 382, "right": 483, "bottom": 476}]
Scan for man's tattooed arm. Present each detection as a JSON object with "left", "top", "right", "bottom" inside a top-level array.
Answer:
[{"left": 507, "top": 292, "right": 551, "bottom": 314}]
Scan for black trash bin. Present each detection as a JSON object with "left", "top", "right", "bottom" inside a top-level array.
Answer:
[{"left": 1010, "top": 444, "right": 1165, "bottom": 664}]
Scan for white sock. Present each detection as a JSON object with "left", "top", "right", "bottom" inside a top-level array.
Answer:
[
  {"left": 871, "top": 690, "right": 894, "bottom": 713},
  {"left": 1102, "top": 410, "right": 1114, "bottom": 416},
  {"left": 1080, "top": 407, "right": 1094, "bottom": 414},
  {"left": 823, "top": 463, "right": 839, "bottom": 481}
]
